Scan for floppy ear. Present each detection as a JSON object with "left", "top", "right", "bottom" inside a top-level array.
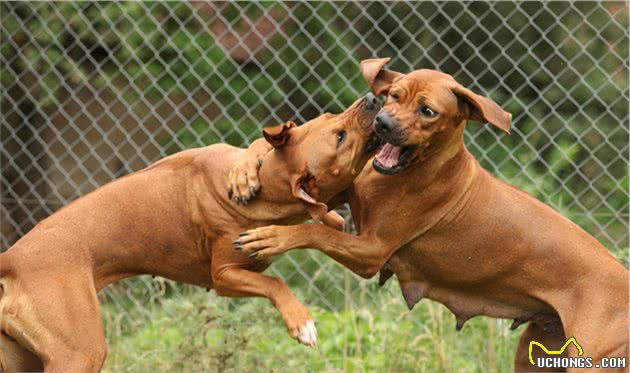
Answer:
[
  {"left": 262, "top": 121, "right": 297, "bottom": 148},
  {"left": 360, "top": 57, "right": 404, "bottom": 96},
  {"left": 452, "top": 85, "right": 512, "bottom": 134},
  {"left": 290, "top": 173, "right": 328, "bottom": 221}
]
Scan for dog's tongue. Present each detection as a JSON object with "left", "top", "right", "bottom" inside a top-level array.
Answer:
[{"left": 376, "top": 143, "right": 401, "bottom": 168}]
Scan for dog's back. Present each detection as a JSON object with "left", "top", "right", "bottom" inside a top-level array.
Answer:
[{"left": 0, "top": 144, "right": 241, "bottom": 286}]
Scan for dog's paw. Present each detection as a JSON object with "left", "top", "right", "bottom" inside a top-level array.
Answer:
[
  {"left": 233, "top": 225, "right": 297, "bottom": 259},
  {"left": 281, "top": 301, "right": 317, "bottom": 347},
  {"left": 295, "top": 320, "right": 318, "bottom": 347},
  {"left": 226, "top": 156, "right": 263, "bottom": 205}
]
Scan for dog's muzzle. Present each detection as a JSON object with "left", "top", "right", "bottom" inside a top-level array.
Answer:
[
  {"left": 374, "top": 112, "right": 406, "bottom": 146},
  {"left": 363, "top": 93, "right": 379, "bottom": 111},
  {"left": 375, "top": 112, "right": 396, "bottom": 136},
  {"left": 371, "top": 112, "right": 417, "bottom": 174},
  {"left": 361, "top": 93, "right": 382, "bottom": 153}
]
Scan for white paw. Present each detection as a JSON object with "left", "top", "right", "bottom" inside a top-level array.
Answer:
[{"left": 296, "top": 320, "right": 318, "bottom": 347}]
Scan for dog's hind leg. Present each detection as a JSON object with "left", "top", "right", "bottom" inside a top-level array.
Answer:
[
  {"left": 515, "top": 321, "right": 566, "bottom": 373},
  {"left": 1, "top": 272, "right": 107, "bottom": 373}
]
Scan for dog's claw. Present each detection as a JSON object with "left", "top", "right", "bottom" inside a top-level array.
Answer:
[
  {"left": 227, "top": 188, "right": 233, "bottom": 200},
  {"left": 249, "top": 186, "right": 257, "bottom": 198},
  {"left": 234, "top": 246, "right": 242, "bottom": 251},
  {"left": 248, "top": 252, "right": 257, "bottom": 258},
  {"left": 232, "top": 239, "right": 241, "bottom": 245},
  {"left": 239, "top": 232, "right": 249, "bottom": 237},
  {"left": 241, "top": 197, "right": 247, "bottom": 205}
]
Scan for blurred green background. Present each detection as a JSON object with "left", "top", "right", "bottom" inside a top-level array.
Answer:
[{"left": 1, "top": 2, "right": 628, "bottom": 372}]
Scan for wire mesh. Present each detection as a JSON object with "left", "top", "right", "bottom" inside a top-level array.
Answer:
[{"left": 1, "top": 1, "right": 628, "bottom": 370}]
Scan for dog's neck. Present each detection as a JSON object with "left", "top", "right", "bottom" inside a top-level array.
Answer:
[
  {"left": 257, "top": 150, "right": 300, "bottom": 202},
  {"left": 406, "top": 123, "right": 472, "bottom": 179},
  {"left": 389, "top": 122, "right": 479, "bottom": 233}
]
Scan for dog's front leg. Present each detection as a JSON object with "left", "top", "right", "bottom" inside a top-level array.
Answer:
[
  {"left": 211, "top": 265, "right": 317, "bottom": 347},
  {"left": 235, "top": 223, "right": 394, "bottom": 279}
]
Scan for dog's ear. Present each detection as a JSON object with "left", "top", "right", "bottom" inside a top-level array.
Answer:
[
  {"left": 291, "top": 173, "right": 328, "bottom": 221},
  {"left": 360, "top": 57, "right": 404, "bottom": 96},
  {"left": 262, "top": 121, "right": 297, "bottom": 148},
  {"left": 452, "top": 86, "right": 512, "bottom": 134}
]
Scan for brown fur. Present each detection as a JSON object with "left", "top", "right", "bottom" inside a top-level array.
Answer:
[
  {"left": 0, "top": 96, "right": 379, "bottom": 372},
  {"left": 236, "top": 58, "right": 629, "bottom": 372}
]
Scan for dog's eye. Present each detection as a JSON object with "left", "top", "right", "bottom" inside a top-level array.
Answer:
[
  {"left": 337, "top": 130, "right": 346, "bottom": 146},
  {"left": 390, "top": 92, "right": 400, "bottom": 101},
  {"left": 419, "top": 106, "right": 437, "bottom": 117}
]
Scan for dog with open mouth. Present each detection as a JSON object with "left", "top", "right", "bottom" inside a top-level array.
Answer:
[
  {"left": 0, "top": 95, "right": 380, "bottom": 372},
  {"left": 368, "top": 63, "right": 510, "bottom": 176},
  {"left": 230, "top": 58, "right": 628, "bottom": 371}
]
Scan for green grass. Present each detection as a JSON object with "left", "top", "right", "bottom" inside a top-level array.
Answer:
[
  {"left": 101, "top": 237, "right": 628, "bottom": 372},
  {"left": 102, "top": 281, "right": 521, "bottom": 373}
]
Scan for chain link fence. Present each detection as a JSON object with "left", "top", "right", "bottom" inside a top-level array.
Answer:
[{"left": 1, "top": 1, "right": 628, "bottom": 371}]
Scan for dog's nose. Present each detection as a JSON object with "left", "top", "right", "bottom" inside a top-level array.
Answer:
[
  {"left": 375, "top": 112, "right": 395, "bottom": 134},
  {"left": 364, "top": 93, "right": 378, "bottom": 110}
]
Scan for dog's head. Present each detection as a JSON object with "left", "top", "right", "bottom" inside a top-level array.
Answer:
[
  {"left": 262, "top": 94, "right": 380, "bottom": 219},
  {"left": 360, "top": 57, "right": 511, "bottom": 175}
]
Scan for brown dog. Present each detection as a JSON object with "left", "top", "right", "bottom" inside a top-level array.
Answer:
[
  {"left": 233, "top": 58, "right": 629, "bottom": 372},
  {"left": 0, "top": 94, "right": 380, "bottom": 372}
]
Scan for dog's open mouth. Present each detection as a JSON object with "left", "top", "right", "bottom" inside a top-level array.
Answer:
[
  {"left": 373, "top": 143, "right": 416, "bottom": 175},
  {"left": 364, "top": 133, "right": 382, "bottom": 153}
]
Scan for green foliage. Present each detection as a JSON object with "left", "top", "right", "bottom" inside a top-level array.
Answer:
[
  {"left": 4, "top": 2, "right": 624, "bottom": 248},
  {"left": 103, "top": 287, "right": 520, "bottom": 373},
  {"left": 162, "top": 117, "right": 260, "bottom": 154}
]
